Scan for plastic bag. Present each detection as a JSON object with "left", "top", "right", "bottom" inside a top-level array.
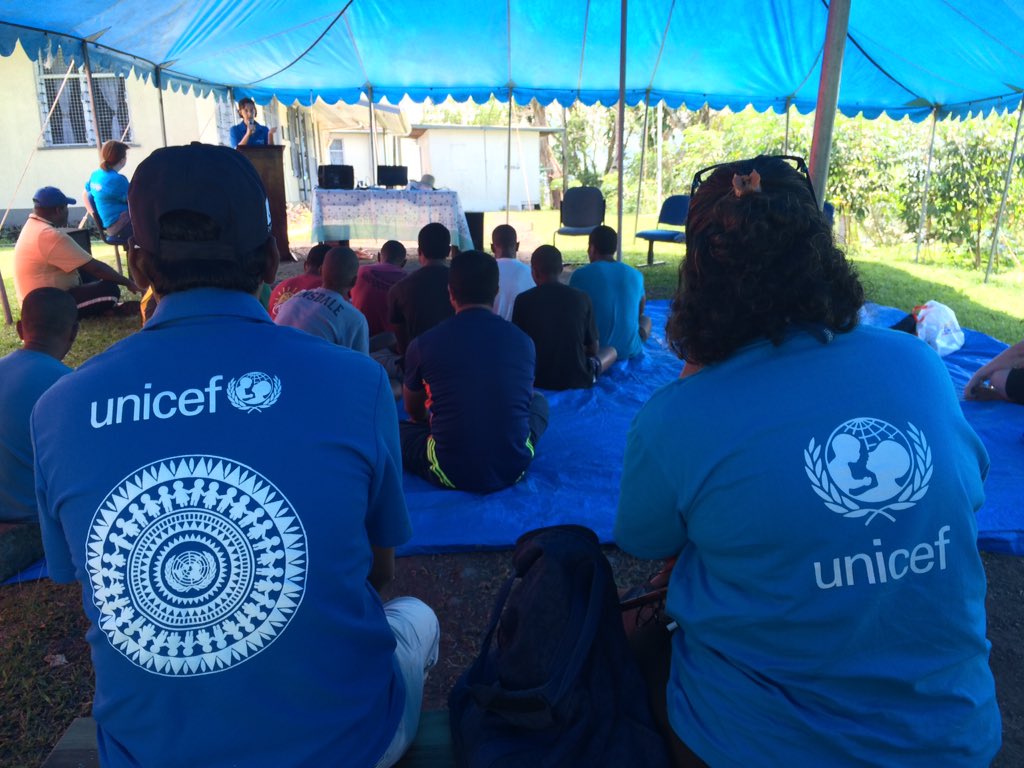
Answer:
[{"left": 914, "top": 300, "right": 965, "bottom": 357}]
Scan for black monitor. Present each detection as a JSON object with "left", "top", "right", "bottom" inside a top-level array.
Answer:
[
  {"left": 377, "top": 165, "right": 408, "bottom": 188},
  {"left": 318, "top": 164, "right": 354, "bottom": 190}
]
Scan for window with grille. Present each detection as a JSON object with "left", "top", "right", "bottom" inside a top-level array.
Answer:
[
  {"left": 214, "top": 94, "right": 236, "bottom": 146},
  {"left": 36, "top": 51, "right": 133, "bottom": 147}
]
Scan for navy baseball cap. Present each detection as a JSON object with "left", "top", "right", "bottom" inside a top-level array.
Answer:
[
  {"left": 33, "top": 186, "right": 76, "bottom": 207},
  {"left": 128, "top": 143, "right": 271, "bottom": 262}
]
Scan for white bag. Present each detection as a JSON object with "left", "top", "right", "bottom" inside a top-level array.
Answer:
[{"left": 915, "top": 300, "right": 965, "bottom": 357}]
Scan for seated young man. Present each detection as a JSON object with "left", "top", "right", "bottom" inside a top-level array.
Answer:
[
  {"left": 267, "top": 242, "right": 328, "bottom": 319},
  {"left": 275, "top": 246, "right": 369, "bottom": 353},
  {"left": 351, "top": 239, "right": 408, "bottom": 338},
  {"left": 387, "top": 223, "right": 455, "bottom": 364},
  {"left": 400, "top": 250, "right": 548, "bottom": 494},
  {"left": 491, "top": 224, "right": 534, "bottom": 321},
  {"left": 568, "top": 225, "right": 651, "bottom": 360},
  {"left": 32, "top": 144, "right": 438, "bottom": 768},
  {"left": 512, "top": 245, "right": 616, "bottom": 390}
]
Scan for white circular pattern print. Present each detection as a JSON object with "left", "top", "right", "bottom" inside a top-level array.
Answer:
[{"left": 87, "top": 456, "right": 307, "bottom": 676}]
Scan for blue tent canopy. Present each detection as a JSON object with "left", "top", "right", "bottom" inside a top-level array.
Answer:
[{"left": 1, "top": 0, "right": 1022, "bottom": 120}]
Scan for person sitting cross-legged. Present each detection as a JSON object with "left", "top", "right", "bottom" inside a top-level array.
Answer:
[
  {"left": 32, "top": 143, "right": 438, "bottom": 768},
  {"left": 491, "top": 224, "right": 534, "bottom": 321},
  {"left": 267, "top": 242, "right": 328, "bottom": 319},
  {"left": 387, "top": 222, "right": 455, "bottom": 366},
  {"left": 569, "top": 224, "right": 651, "bottom": 360},
  {"left": 401, "top": 250, "right": 548, "bottom": 493},
  {"left": 0, "top": 288, "right": 78, "bottom": 525},
  {"left": 512, "top": 245, "right": 616, "bottom": 390},
  {"left": 275, "top": 246, "right": 369, "bottom": 353}
]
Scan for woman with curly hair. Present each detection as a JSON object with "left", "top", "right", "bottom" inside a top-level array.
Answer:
[{"left": 615, "top": 156, "right": 1000, "bottom": 766}]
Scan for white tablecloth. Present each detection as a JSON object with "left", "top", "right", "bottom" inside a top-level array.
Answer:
[{"left": 311, "top": 188, "right": 475, "bottom": 249}]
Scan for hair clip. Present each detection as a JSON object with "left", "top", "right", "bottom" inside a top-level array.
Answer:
[{"left": 732, "top": 169, "right": 761, "bottom": 197}]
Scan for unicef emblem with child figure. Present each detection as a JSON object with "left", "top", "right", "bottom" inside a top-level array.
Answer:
[{"left": 805, "top": 417, "right": 932, "bottom": 525}]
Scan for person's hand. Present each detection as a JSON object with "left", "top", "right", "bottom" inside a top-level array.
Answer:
[
  {"left": 126, "top": 278, "right": 142, "bottom": 294},
  {"left": 965, "top": 340, "right": 1024, "bottom": 399}
]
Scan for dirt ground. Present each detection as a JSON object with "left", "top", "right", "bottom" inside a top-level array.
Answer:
[{"left": 383, "top": 548, "right": 1024, "bottom": 766}]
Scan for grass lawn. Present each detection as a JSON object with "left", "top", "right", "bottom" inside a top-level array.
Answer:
[{"left": 1, "top": 215, "right": 1022, "bottom": 767}]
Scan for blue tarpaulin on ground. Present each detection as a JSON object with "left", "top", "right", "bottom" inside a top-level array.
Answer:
[
  {"left": 4, "top": 300, "right": 1021, "bottom": 587},
  {"left": 396, "top": 300, "right": 1023, "bottom": 557},
  {"left": 1, "top": 1, "right": 1022, "bottom": 120}
]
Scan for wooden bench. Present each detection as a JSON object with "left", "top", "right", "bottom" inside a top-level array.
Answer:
[{"left": 42, "top": 711, "right": 455, "bottom": 767}]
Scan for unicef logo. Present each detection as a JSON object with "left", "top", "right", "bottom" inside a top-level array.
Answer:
[
  {"left": 227, "top": 372, "right": 281, "bottom": 413},
  {"left": 804, "top": 418, "right": 932, "bottom": 525},
  {"left": 86, "top": 456, "right": 306, "bottom": 676}
]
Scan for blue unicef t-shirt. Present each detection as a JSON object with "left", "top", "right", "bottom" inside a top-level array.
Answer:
[
  {"left": 230, "top": 122, "right": 270, "bottom": 148},
  {"left": 615, "top": 325, "right": 1001, "bottom": 767},
  {"left": 33, "top": 289, "right": 410, "bottom": 768},
  {"left": 86, "top": 168, "right": 129, "bottom": 228},
  {"left": 403, "top": 308, "right": 536, "bottom": 492},
  {"left": 0, "top": 350, "right": 70, "bottom": 522},
  {"left": 569, "top": 259, "right": 645, "bottom": 359}
]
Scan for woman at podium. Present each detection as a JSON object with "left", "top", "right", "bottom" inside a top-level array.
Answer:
[{"left": 230, "top": 97, "right": 276, "bottom": 148}]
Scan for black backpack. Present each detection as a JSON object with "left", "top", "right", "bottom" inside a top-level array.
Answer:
[{"left": 448, "top": 525, "right": 671, "bottom": 768}]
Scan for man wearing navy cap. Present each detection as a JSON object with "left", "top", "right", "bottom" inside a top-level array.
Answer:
[
  {"left": 32, "top": 144, "right": 438, "bottom": 768},
  {"left": 14, "top": 186, "right": 138, "bottom": 316}
]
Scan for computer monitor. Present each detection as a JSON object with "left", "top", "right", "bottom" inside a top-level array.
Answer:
[
  {"left": 318, "top": 164, "right": 355, "bottom": 190},
  {"left": 377, "top": 165, "right": 408, "bottom": 188}
]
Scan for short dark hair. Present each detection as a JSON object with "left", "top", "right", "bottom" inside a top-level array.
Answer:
[
  {"left": 100, "top": 140, "right": 128, "bottom": 172},
  {"left": 321, "top": 247, "right": 360, "bottom": 292},
  {"left": 588, "top": 225, "right": 617, "bottom": 256},
  {"left": 136, "top": 210, "right": 267, "bottom": 296},
  {"left": 449, "top": 250, "right": 499, "bottom": 306},
  {"left": 20, "top": 287, "right": 78, "bottom": 340},
  {"left": 380, "top": 240, "right": 407, "bottom": 265},
  {"left": 418, "top": 222, "right": 451, "bottom": 261},
  {"left": 237, "top": 97, "right": 256, "bottom": 110},
  {"left": 667, "top": 155, "right": 864, "bottom": 365},
  {"left": 305, "top": 243, "right": 330, "bottom": 271},
  {"left": 491, "top": 224, "right": 517, "bottom": 248},
  {"left": 531, "top": 245, "right": 562, "bottom": 276}
]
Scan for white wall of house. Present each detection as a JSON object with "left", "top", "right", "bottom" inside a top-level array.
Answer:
[
  {"left": 0, "top": 43, "right": 308, "bottom": 227},
  {"left": 416, "top": 126, "right": 542, "bottom": 212}
]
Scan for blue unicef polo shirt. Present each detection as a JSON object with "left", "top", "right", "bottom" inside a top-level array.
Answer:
[
  {"left": 615, "top": 326, "right": 1001, "bottom": 766},
  {"left": 230, "top": 121, "right": 271, "bottom": 148},
  {"left": 33, "top": 289, "right": 411, "bottom": 768}
]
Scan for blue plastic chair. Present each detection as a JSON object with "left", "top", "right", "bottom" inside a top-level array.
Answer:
[
  {"left": 635, "top": 194, "right": 689, "bottom": 266},
  {"left": 554, "top": 186, "right": 605, "bottom": 247},
  {"left": 83, "top": 191, "right": 127, "bottom": 275}
]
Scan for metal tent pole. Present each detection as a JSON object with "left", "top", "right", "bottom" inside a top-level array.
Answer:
[
  {"left": 807, "top": 0, "right": 851, "bottom": 209},
  {"left": 656, "top": 100, "right": 663, "bottom": 211},
  {"left": 81, "top": 42, "right": 104, "bottom": 151},
  {"left": 561, "top": 105, "right": 570, "bottom": 190},
  {"left": 783, "top": 97, "right": 792, "bottom": 154},
  {"left": 615, "top": 0, "right": 627, "bottom": 260},
  {"left": 914, "top": 109, "right": 938, "bottom": 263},
  {"left": 368, "top": 87, "right": 379, "bottom": 186},
  {"left": 154, "top": 66, "right": 168, "bottom": 147},
  {"left": 985, "top": 97, "right": 1024, "bottom": 282},
  {"left": 633, "top": 93, "right": 650, "bottom": 244},
  {"left": 506, "top": 89, "right": 513, "bottom": 223}
]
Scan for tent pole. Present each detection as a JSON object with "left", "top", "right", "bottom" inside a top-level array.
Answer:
[
  {"left": 656, "top": 100, "right": 663, "bottom": 211},
  {"left": 561, "top": 105, "right": 569, "bottom": 190},
  {"left": 155, "top": 66, "right": 168, "bottom": 147},
  {"left": 914, "top": 109, "right": 938, "bottom": 263},
  {"left": 633, "top": 93, "right": 650, "bottom": 247},
  {"left": 985, "top": 97, "right": 1024, "bottom": 283},
  {"left": 506, "top": 89, "right": 513, "bottom": 223},
  {"left": 615, "top": 0, "right": 627, "bottom": 261},
  {"left": 367, "top": 86, "right": 377, "bottom": 186},
  {"left": 808, "top": 0, "right": 850, "bottom": 209},
  {"left": 81, "top": 42, "right": 104, "bottom": 151},
  {"left": 783, "top": 97, "right": 792, "bottom": 154},
  {"left": 154, "top": 67, "right": 168, "bottom": 147}
]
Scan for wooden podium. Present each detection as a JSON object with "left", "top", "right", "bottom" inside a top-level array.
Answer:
[{"left": 238, "top": 145, "right": 294, "bottom": 261}]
